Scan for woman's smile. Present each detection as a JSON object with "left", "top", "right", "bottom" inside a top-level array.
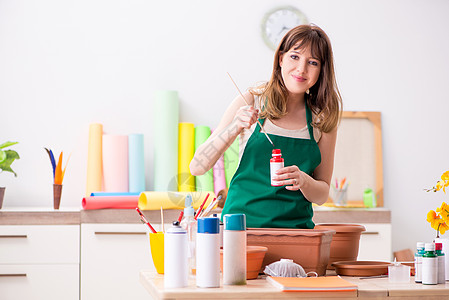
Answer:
[{"left": 292, "top": 75, "right": 306, "bottom": 82}]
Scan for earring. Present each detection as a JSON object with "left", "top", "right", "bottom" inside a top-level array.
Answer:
[{"left": 306, "top": 89, "right": 310, "bottom": 95}]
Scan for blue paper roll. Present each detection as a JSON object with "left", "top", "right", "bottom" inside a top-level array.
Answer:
[{"left": 128, "top": 134, "right": 146, "bottom": 193}]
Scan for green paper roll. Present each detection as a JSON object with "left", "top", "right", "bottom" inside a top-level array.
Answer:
[
  {"left": 194, "top": 125, "right": 214, "bottom": 192},
  {"left": 178, "top": 122, "right": 195, "bottom": 192},
  {"left": 152, "top": 91, "right": 179, "bottom": 191},
  {"left": 224, "top": 136, "right": 239, "bottom": 188}
]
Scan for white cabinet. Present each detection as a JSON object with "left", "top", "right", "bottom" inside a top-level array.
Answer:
[
  {"left": 357, "top": 223, "right": 392, "bottom": 261},
  {"left": 80, "top": 223, "right": 157, "bottom": 300},
  {"left": 0, "top": 225, "right": 80, "bottom": 300}
]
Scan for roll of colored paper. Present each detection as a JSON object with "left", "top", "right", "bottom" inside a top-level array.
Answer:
[
  {"left": 86, "top": 123, "right": 103, "bottom": 196},
  {"left": 178, "top": 122, "right": 195, "bottom": 192},
  {"left": 128, "top": 133, "right": 145, "bottom": 193},
  {"left": 138, "top": 191, "right": 215, "bottom": 210},
  {"left": 153, "top": 90, "right": 179, "bottom": 191},
  {"left": 213, "top": 154, "right": 227, "bottom": 196},
  {"left": 194, "top": 125, "right": 214, "bottom": 192},
  {"left": 102, "top": 134, "right": 129, "bottom": 192},
  {"left": 224, "top": 136, "right": 239, "bottom": 188},
  {"left": 82, "top": 196, "right": 138, "bottom": 210}
]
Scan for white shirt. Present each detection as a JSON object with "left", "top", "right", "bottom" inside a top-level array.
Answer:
[{"left": 238, "top": 96, "right": 322, "bottom": 161}]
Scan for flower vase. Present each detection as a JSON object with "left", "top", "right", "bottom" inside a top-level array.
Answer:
[
  {"left": 53, "top": 184, "right": 62, "bottom": 209},
  {"left": 434, "top": 237, "right": 449, "bottom": 281}
]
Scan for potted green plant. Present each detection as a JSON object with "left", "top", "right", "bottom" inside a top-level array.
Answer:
[{"left": 0, "top": 141, "right": 20, "bottom": 208}]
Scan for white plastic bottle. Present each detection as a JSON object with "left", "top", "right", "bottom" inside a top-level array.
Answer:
[
  {"left": 436, "top": 242, "right": 446, "bottom": 284},
  {"left": 270, "top": 149, "right": 284, "bottom": 186},
  {"left": 223, "top": 213, "right": 247, "bottom": 285},
  {"left": 415, "top": 242, "right": 425, "bottom": 283},
  {"left": 164, "top": 221, "right": 188, "bottom": 288},
  {"left": 422, "top": 242, "right": 438, "bottom": 285},
  {"left": 196, "top": 217, "right": 220, "bottom": 288},
  {"left": 180, "top": 194, "right": 197, "bottom": 275}
]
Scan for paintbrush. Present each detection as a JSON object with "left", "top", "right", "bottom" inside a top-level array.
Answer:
[
  {"left": 135, "top": 207, "right": 157, "bottom": 233},
  {"left": 194, "top": 193, "right": 210, "bottom": 220},
  {"left": 227, "top": 72, "right": 274, "bottom": 147},
  {"left": 198, "top": 195, "right": 220, "bottom": 218}
]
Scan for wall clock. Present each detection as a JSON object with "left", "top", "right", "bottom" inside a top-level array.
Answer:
[{"left": 261, "top": 6, "right": 308, "bottom": 50}]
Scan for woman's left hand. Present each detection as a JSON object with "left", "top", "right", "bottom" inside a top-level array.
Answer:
[{"left": 274, "top": 165, "right": 305, "bottom": 191}]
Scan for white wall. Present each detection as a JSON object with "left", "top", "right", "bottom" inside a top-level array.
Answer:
[{"left": 1, "top": 0, "right": 449, "bottom": 253}]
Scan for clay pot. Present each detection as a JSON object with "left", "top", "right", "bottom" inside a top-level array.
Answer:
[
  {"left": 220, "top": 246, "right": 268, "bottom": 279},
  {"left": 246, "top": 228, "right": 335, "bottom": 276},
  {"left": 314, "top": 223, "right": 366, "bottom": 269}
]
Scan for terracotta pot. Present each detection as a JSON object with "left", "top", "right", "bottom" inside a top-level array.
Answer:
[
  {"left": 246, "top": 228, "right": 335, "bottom": 276},
  {"left": 314, "top": 223, "right": 366, "bottom": 269},
  {"left": 0, "top": 187, "right": 5, "bottom": 209},
  {"left": 220, "top": 246, "right": 268, "bottom": 280},
  {"left": 53, "top": 184, "right": 62, "bottom": 209}
]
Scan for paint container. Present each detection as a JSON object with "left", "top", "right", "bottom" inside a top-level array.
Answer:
[
  {"left": 270, "top": 149, "right": 284, "bottom": 186},
  {"left": 422, "top": 242, "right": 438, "bottom": 285},
  {"left": 164, "top": 221, "right": 188, "bottom": 288},
  {"left": 196, "top": 217, "right": 220, "bottom": 288},
  {"left": 223, "top": 214, "right": 247, "bottom": 285},
  {"left": 415, "top": 242, "right": 425, "bottom": 283},
  {"left": 435, "top": 242, "right": 446, "bottom": 284}
]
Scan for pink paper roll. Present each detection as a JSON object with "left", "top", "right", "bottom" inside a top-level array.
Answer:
[
  {"left": 82, "top": 196, "right": 138, "bottom": 210},
  {"left": 213, "top": 154, "right": 226, "bottom": 196},
  {"left": 102, "top": 135, "right": 129, "bottom": 192}
]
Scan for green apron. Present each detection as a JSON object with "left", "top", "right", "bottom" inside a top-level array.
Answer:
[{"left": 221, "top": 103, "right": 321, "bottom": 228}]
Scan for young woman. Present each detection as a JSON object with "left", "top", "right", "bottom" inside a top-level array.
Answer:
[{"left": 190, "top": 24, "right": 342, "bottom": 228}]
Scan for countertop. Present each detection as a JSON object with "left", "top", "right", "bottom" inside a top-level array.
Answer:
[
  {"left": 0, "top": 207, "right": 391, "bottom": 225},
  {"left": 139, "top": 271, "right": 449, "bottom": 300}
]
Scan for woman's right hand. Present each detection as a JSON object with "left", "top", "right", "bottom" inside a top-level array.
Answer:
[{"left": 232, "top": 105, "right": 259, "bottom": 133}]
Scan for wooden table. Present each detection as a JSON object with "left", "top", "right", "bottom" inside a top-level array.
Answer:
[{"left": 140, "top": 271, "right": 449, "bottom": 300}]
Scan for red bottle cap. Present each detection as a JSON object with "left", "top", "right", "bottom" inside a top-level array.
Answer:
[
  {"left": 436, "top": 243, "right": 443, "bottom": 251},
  {"left": 272, "top": 149, "right": 281, "bottom": 155}
]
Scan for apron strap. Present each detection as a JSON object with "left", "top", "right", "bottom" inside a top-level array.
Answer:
[{"left": 305, "top": 101, "right": 316, "bottom": 142}]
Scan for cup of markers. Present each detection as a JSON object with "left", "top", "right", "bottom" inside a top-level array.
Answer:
[{"left": 332, "top": 178, "right": 348, "bottom": 207}]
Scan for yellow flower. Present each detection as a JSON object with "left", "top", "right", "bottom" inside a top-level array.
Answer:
[
  {"left": 442, "top": 171, "right": 449, "bottom": 181},
  {"left": 426, "top": 171, "right": 449, "bottom": 237},
  {"left": 440, "top": 222, "right": 449, "bottom": 235},
  {"left": 436, "top": 180, "right": 446, "bottom": 192},
  {"left": 437, "top": 202, "right": 449, "bottom": 223},
  {"left": 427, "top": 210, "right": 440, "bottom": 229}
]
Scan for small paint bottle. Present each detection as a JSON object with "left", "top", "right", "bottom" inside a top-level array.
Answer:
[
  {"left": 415, "top": 242, "right": 425, "bottom": 283},
  {"left": 270, "top": 149, "right": 284, "bottom": 186},
  {"left": 196, "top": 217, "right": 220, "bottom": 288},
  {"left": 422, "top": 242, "right": 438, "bottom": 285},
  {"left": 435, "top": 242, "right": 446, "bottom": 284}
]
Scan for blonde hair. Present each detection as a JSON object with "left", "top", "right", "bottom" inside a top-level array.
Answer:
[{"left": 250, "top": 24, "right": 342, "bottom": 133}]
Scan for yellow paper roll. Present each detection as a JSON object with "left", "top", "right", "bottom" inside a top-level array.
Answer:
[
  {"left": 86, "top": 123, "right": 103, "bottom": 196},
  {"left": 138, "top": 191, "right": 215, "bottom": 210},
  {"left": 178, "top": 123, "right": 195, "bottom": 192}
]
